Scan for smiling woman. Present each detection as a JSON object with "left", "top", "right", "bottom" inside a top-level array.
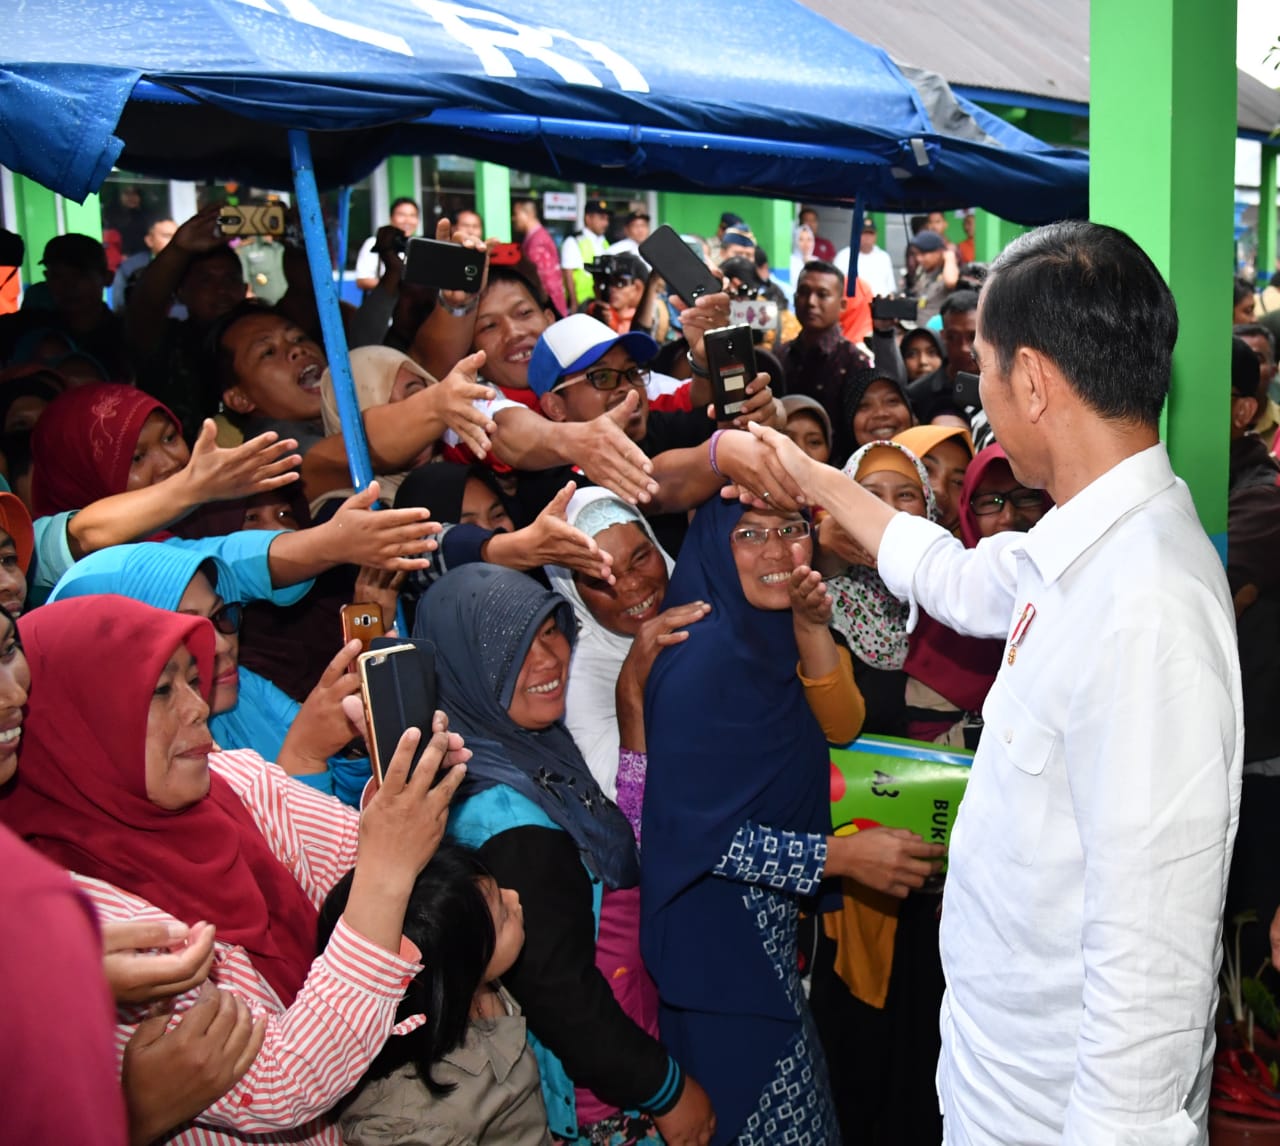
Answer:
[
  {"left": 0, "top": 594, "right": 469, "bottom": 1145},
  {"left": 417, "top": 563, "right": 710, "bottom": 1143}
]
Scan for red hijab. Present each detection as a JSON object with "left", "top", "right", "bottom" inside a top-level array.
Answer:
[
  {"left": 0, "top": 596, "right": 319, "bottom": 1006},
  {"left": 30, "top": 384, "right": 179, "bottom": 518}
]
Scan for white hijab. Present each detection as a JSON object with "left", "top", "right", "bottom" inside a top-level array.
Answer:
[{"left": 545, "top": 487, "right": 674, "bottom": 800}]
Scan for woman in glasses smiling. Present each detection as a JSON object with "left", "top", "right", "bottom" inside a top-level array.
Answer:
[
  {"left": 47, "top": 543, "right": 365, "bottom": 797},
  {"left": 640, "top": 495, "right": 942, "bottom": 1145}
]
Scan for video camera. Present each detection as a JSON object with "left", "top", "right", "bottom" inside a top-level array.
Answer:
[{"left": 586, "top": 253, "right": 646, "bottom": 294}]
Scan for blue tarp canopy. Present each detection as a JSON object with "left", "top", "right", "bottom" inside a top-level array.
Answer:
[{"left": 1, "top": 0, "right": 1087, "bottom": 222}]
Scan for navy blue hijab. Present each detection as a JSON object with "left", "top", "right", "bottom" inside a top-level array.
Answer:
[
  {"left": 415, "top": 564, "right": 639, "bottom": 890},
  {"left": 640, "top": 497, "right": 834, "bottom": 1132}
]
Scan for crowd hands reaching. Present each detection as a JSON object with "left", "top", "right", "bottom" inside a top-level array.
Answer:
[{"left": 2, "top": 191, "right": 1274, "bottom": 1146}]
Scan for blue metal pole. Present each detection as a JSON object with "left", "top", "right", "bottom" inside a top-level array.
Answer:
[
  {"left": 287, "top": 130, "right": 374, "bottom": 494},
  {"left": 335, "top": 185, "right": 351, "bottom": 293},
  {"left": 847, "top": 204, "right": 864, "bottom": 298}
]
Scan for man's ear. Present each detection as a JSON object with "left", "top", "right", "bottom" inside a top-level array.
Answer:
[
  {"left": 1017, "top": 347, "right": 1053, "bottom": 424},
  {"left": 222, "top": 386, "right": 256, "bottom": 416},
  {"left": 539, "top": 392, "right": 568, "bottom": 423}
]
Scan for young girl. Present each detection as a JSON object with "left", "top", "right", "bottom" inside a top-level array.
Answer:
[{"left": 321, "top": 843, "right": 550, "bottom": 1146}]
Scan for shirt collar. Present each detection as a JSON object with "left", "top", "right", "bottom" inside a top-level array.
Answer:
[{"left": 1017, "top": 443, "right": 1175, "bottom": 587}]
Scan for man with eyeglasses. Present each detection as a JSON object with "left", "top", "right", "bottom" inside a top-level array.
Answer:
[{"left": 749, "top": 221, "right": 1242, "bottom": 1146}]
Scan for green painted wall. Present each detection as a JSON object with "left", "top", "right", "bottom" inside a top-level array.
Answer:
[
  {"left": 12, "top": 176, "right": 60, "bottom": 286},
  {"left": 474, "top": 163, "right": 511, "bottom": 243},
  {"left": 63, "top": 193, "right": 102, "bottom": 243},
  {"left": 385, "top": 156, "right": 418, "bottom": 207},
  {"left": 1090, "top": 0, "right": 1236, "bottom": 539},
  {"left": 1260, "top": 147, "right": 1278, "bottom": 286},
  {"left": 657, "top": 192, "right": 793, "bottom": 276}
]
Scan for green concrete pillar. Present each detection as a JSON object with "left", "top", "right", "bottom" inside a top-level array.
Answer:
[
  {"left": 1090, "top": 0, "right": 1236, "bottom": 543},
  {"left": 972, "top": 209, "right": 1004, "bottom": 263},
  {"left": 11, "top": 175, "right": 60, "bottom": 286},
  {"left": 474, "top": 163, "right": 511, "bottom": 243},
  {"left": 1259, "top": 147, "right": 1278, "bottom": 287},
  {"left": 385, "top": 156, "right": 418, "bottom": 207},
  {"left": 62, "top": 193, "right": 103, "bottom": 242},
  {"left": 759, "top": 199, "right": 794, "bottom": 278}
]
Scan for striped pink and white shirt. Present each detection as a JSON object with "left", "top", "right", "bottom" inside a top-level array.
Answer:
[{"left": 74, "top": 748, "right": 422, "bottom": 1145}]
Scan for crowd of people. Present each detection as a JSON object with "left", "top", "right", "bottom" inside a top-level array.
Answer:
[{"left": 0, "top": 183, "right": 1272, "bottom": 1146}]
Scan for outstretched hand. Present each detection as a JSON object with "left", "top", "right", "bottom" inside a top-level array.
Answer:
[
  {"left": 322, "top": 481, "right": 443, "bottom": 571},
  {"left": 569, "top": 392, "right": 659, "bottom": 505},
  {"left": 181, "top": 420, "right": 301, "bottom": 504},
  {"left": 424, "top": 349, "right": 497, "bottom": 459},
  {"left": 522, "top": 481, "right": 615, "bottom": 583}
]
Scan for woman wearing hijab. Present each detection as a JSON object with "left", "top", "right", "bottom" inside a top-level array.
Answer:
[
  {"left": 895, "top": 424, "right": 972, "bottom": 535},
  {"left": 416, "top": 564, "right": 715, "bottom": 1145},
  {"left": 546, "top": 488, "right": 702, "bottom": 840},
  {"left": 641, "top": 496, "right": 941, "bottom": 1146},
  {"left": 822, "top": 440, "right": 937, "bottom": 737},
  {"left": 891, "top": 427, "right": 1006, "bottom": 745},
  {"left": 839, "top": 367, "right": 915, "bottom": 466},
  {"left": 0, "top": 595, "right": 467, "bottom": 1145},
  {"left": 25, "top": 381, "right": 302, "bottom": 602},
  {"left": 807, "top": 439, "right": 957, "bottom": 1145},
  {"left": 48, "top": 543, "right": 368, "bottom": 804},
  {"left": 779, "top": 395, "right": 833, "bottom": 464}
]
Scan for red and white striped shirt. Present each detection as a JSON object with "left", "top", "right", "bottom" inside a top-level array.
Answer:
[{"left": 74, "top": 748, "right": 422, "bottom": 1145}]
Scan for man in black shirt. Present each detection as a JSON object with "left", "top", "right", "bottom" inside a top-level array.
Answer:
[{"left": 777, "top": 259, "right": 872, "bottom": 463}]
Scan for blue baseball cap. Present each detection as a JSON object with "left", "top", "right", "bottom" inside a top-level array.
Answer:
[{"left": 527, "top": 314, "right": 659, "bottom": 398}]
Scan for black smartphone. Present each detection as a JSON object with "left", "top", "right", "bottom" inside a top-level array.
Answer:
[
  {"left": 870, "top": 295, "right": 920, "bottom": 322},
  {"left": 639, "top": 224, "right": 721, "bottom": 304},
  {"left": 953, "top": 370, "right": 982, "bottom": 409},
  {"left": 358, "top": 640, "right": 439, "bottom": 786},
  {"left": 403, "top": 238, "right": 486, "bottom": 292},
  {"left": 703, "top": 325, "right": 757, "bottom": 422}
]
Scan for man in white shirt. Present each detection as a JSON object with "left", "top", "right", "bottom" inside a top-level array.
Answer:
[
  {"left": 835, "top": 216, "right": 897, "bottom": 298},
  {"left": 746, "top": 220, "right": 1243, "bottom": 1145},
  {"left": 353, "top": 198, "right": 420, "bottom": 292},
  {"left": 560, "top": 199, "right": 611, "bottom": 312}
]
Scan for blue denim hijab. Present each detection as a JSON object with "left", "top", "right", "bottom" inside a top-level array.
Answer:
[{"left": 415, "top": 563, "right": 639, "bottom": 889}]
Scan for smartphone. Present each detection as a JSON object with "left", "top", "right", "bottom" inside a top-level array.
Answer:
[
  {"left": 403, "top": 238, "right": 486, "bottom": 292},
  {"left": 703, "top": 325, "right": 757, "bottom": 421},
  {"left": 953, "top": 370, "right": 982, "bottom": 409},
  {"left": 340, "top": 602, "right": 386, "bottom": 667},
  {"left": 639, "top": 224, "right": 721, "bottom": 304},
  {"left": 870, "top": 295, "right": 920, "bottom": 322},
  {"left": 728, "top": 296, "right": 778, "bottom": 332},
  {"left": 358, "top": 641, "right": 439, "bottom": 786},
  {"left": 217, "top": 205, "right": 286, "bottom": 237}
]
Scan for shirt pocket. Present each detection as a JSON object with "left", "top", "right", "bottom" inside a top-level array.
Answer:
[{"left": 979, "top": 677, "right": 1058, "bottom": 865}]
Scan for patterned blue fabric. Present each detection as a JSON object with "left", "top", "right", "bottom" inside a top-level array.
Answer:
[
  {"left": 713, "top": 823, "right": 836, "bottom": 1145},
  {"left": 713, "top": 823, "right": 827, "bottom": 897}
]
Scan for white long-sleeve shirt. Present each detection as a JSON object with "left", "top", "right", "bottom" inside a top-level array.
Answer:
[{"left": 878, "top": 443, "right": 1242, "bottom": 1146}]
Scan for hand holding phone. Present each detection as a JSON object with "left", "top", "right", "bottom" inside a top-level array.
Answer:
[
  {"left": 358, "top": 641, "right": 439, "bottom": 785},
  {"left": 403, "top": 238, "right": 487, "bottom": 292},
  {"left": 703, "top": 324, "right": 758, "bottom": 422},
  {"left": 870, "top": 295, "right": 920, "bottom": 322},
  {"left": 639, "top": 224, "right": 721, "bottom": 304},
  {"left": 953, "top": 371, "right": 982, "bottom": 409},
  {"left": 340, "top": 603, "right": 386, "bottom": 667}
]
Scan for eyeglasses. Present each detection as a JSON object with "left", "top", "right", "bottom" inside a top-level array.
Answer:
[
  {"left": 969, "top": 489, "right": 1044, "bottom": 517},
  {"left": 553, "top": 366, "right": 649, "bottom": 394},
  {"left": 730, "top": 521, "right": 812, "bottom": 546},
  {"left": 209, "top": 602, "right": 244, "bottom": 635}
]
